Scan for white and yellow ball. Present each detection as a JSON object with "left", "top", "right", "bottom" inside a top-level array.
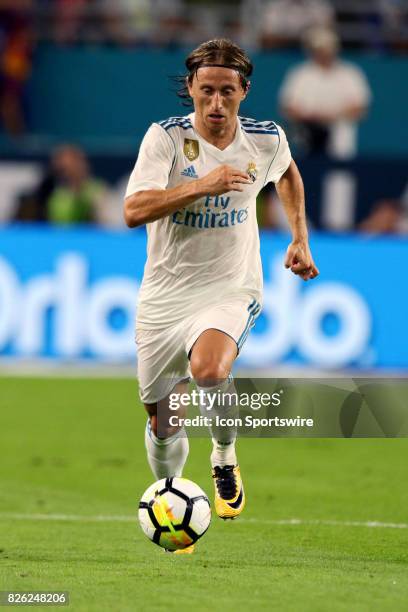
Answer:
[{"left": 138, "top": 477, "right": 211, "bottom": 551}]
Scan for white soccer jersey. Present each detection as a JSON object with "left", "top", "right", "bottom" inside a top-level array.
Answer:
[{"left": 126, "top": 113, "right": 291, "bottom": 329}]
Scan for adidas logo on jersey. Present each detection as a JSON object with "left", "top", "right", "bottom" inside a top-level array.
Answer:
[{"left": 181, "top": 165, "right": 199, "bottom": 179}]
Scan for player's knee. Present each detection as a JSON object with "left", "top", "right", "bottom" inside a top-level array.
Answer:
[{"left": 190, "top": 358, "right": 229, "bottom": 387}]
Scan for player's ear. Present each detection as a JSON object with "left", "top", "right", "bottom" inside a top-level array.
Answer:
[
  {"left": 186, "top": 74, "right": 194, "bottom": 98},
  {"left": 241, "top": 80, "right": 251, "bottom": 101}
]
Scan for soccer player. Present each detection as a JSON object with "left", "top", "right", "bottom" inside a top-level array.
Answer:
[{"left": 124, "top": 39, "right": 318, "bottom": 540}]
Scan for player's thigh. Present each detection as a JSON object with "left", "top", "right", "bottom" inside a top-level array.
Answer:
[{"left": 187, "top": 297, "right": 261, "bottom": 384}]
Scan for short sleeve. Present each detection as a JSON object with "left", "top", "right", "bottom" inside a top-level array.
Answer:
[
  {"left": 265, "top": 124, "right": 292, "bottom": 184},
  {"left": 125, "top": 124, "right": 175, "bottom": 198}
]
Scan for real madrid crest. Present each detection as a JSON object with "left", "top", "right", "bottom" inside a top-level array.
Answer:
[
  {"left": 247, "top": 161, "right": 258, "bottom": 183},
  {"left": 184, "top": 138, "right": 199, "bottom": 162}
]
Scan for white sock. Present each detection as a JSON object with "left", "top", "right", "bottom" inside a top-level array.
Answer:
[
  {"left": 196, "top": 376, "right": 238, "bottom": 468},
  {"left": 210, "top": 438, "right": 237, "bottom": 468},
  {"left": 144, "top": 420, "right": 189, "bottom": 479}
]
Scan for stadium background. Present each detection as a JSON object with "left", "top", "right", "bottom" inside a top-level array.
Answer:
[
  {"left": 0, "top": 0, "right": 407, "bottom": 374},
  {"left": 1, "top": 4, "right": 408, "bottom": 610}
]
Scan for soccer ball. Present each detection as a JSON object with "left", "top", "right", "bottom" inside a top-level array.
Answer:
[{"left": 138, "top": 477, "right": 211, "bottom": 551}]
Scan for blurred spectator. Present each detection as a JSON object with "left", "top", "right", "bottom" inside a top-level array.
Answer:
[
  {"left": 257, "top": 186, "right": 313, "bottom": 231},
  {"left": 279, "top": 27, "right": 371, "bottom": 159},
  {"left": 5, "top": 0, "right": 405, "bottom": 52},
  {"left": 359, "top": 199, "right": 408, "bottom": 235},
  {"left": 181, "top": 0, "right": 242, "bottom": 47},
  {"left": 332, "top": 0, "right": 408, "bottom": 53},
  {"left": 151, "top": 0, "right": 192, "bottom": 48},
  {"left": 52, "top": 0, "right": 86, "bottom": 46},
  {"left": 257, "top": 190, "right": 289, "bottom": 230},
  {"left": 260, "top": 0, "right": 334, "bottom": 49},
  {"left": 379, "top": 0, "right": 408, "bottom": 53},
  {"left": 14, "top": 145, "right": 112, "bottom": 225},
  {"left": 99, "top": 0, "right": 153, "bottom": 47},
  {"left": 0, "top": 0, "right": 34, "bottom": 134}
]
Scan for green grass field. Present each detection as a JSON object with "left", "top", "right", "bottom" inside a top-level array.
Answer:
[{"left": 1, "top": 377, "right": 407, "bottom": 611}]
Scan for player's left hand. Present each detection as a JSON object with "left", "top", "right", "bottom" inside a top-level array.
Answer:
[{"left": 284, "top": 241, "right": 319, "bottom": 281}]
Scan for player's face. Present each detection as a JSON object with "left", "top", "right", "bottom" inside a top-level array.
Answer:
[{"left": 188, "top": 67, "right": 247, "bottom": 132}]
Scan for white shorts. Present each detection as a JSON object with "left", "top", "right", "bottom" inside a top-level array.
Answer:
[{"left": 136, "top": 296, "right": 261, "bottom": 404}]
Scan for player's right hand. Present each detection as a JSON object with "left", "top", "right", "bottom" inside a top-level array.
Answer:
[{"left": 198, "top": 164, "right": 252, "bottom": 195}]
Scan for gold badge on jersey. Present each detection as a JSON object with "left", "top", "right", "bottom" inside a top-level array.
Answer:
[
  {"left": 184, "top": 138, "right": 199, "bottom": 161},
  {"left": 247, "top": 161, "right": 258, "bottom": 183}
]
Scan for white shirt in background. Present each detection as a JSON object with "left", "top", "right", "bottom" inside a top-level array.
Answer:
[{"left": 279, "top": 60, "right": 371, "bottom": 158}]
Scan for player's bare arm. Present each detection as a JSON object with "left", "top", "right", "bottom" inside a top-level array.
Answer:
[
  {"left": 124, "top": 164, "right": 251, "bottom": 227},
  {"left": 276, "top": 159, "right": 319, "bottom": 281}
]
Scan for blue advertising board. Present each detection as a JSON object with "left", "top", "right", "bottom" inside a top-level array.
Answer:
[{"left": 0, "top": 226, "right": 406, "bottom": 370}]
